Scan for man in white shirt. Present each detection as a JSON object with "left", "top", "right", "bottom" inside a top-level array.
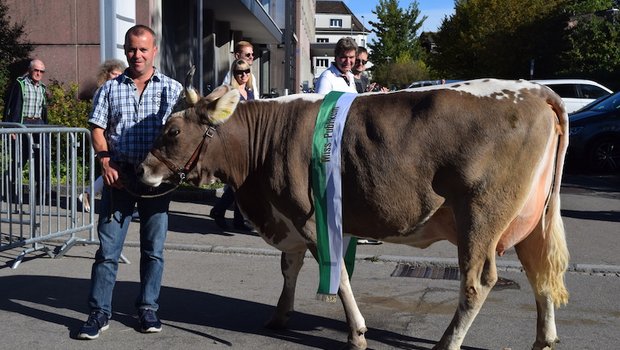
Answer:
[
  {"left": 315, "top": 37, "right": 358, "bottom": 94},
  {"left": 222, "top": 40, "right": 260, "bottom": 99}
]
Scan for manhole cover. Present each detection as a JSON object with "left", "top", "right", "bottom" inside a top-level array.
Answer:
[{"left": 391, "top": 263, "right": 520, "bottom": 290}]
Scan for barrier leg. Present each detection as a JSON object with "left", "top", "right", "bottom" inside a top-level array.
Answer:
[{"left": 11, "top": 243, "right": 52, "bottom": 269}]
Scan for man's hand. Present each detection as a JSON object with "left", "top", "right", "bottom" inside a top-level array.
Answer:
[
  {"left": 366, "top": 82, "right": 389, "bottom": 93},
  {"left": 100, "top": 157, "right": 124, "bottom": 189}
]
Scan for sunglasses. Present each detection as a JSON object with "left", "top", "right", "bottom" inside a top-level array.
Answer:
[
  {"left": 243, "top": 53, "right": 254, "bottom": 58},
  {"left": 355, "top": 59, "right": 367, "bottom": 66},
  {"left": 234, "top": 69, "right": 251, "bottom": 75},
  {"left": 33, "top": 68, "right": 46, "bottom": 73}
]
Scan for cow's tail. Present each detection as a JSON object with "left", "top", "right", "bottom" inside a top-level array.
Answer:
[{"left": 540, "top": 93, "right": 570, "bottom": 307}]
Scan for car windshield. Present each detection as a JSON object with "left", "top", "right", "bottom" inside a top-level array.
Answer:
[{"left": 588, "top": 92, "right": 620, "bottom": 112}]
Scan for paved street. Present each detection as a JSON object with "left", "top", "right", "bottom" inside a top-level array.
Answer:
[{"left": 0, "top": 174, "right": 618, "bottom": 349}]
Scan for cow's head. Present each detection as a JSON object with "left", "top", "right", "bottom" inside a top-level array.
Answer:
[{"left": 137, "top": 77, "right": 241, "bottom": 188}]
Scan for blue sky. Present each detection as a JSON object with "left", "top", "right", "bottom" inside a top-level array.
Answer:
[{"left": 344, "top": 0, "right": 455, "bottom": 35}]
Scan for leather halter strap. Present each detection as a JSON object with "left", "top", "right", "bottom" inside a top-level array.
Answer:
[{"left": 149, "top": 126, "right": 216, "bottom": 184}]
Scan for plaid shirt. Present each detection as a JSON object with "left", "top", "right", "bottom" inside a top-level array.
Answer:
[
  {"left": 89, "top": 68, "right": 182, "bottom": 164},
  {"left": 19, "top": 76, "right": 46, "bottom": 119}
]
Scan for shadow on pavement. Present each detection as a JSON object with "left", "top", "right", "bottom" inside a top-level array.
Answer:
[
  {"left": 561, "top": 174, "right": 620, "bottom": 195},
  {"left": 561, "top": 209, "right": 620, "bottom": 223},
  {"left": 0, "top": 274, "right": 455, "bottom": 349}
]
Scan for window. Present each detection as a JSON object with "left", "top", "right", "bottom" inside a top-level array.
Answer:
[
  {"left": 317, "top": 38, "right": 329, "bottom": 43},
  {"left": 546, "top": 84, "right": 578, "bottom": 98},
  {"left": 316, "top": 59, "right": 329, "bottom": 67},
  {"left": 330, "top": 18, "right": 343, "bottom": 27},
  {"left": 579, "top": 84, "right": 609, "bottom": 99}
]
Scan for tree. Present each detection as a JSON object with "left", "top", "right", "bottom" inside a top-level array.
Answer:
[
  {"left": 367, "top": 0, "right": 429, "bottom": 87},
  {"left": 429, "top": 0, "right": 620, "bottom": 83},
  {"left": 430, "top": 0, "right": 565, "bottom": 79},
  {"left": 0, "top": 0, "right": 32, "bottom": 112},
  {"left": 559, "top": 1, "right": 620, "bottom": 89},
  {"left": 372, "top": 53, "right": 430, "bottom": 89}
]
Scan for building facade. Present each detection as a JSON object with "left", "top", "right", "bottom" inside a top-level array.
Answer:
[
  {"left": 312, "top": 0, "right": 368, "bottom": 82},
  {"left": 5, "top": 0, "right": 315, "bottom": 98}
]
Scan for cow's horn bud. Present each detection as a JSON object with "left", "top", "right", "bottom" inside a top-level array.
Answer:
[{"left": 185, "top": 65, "right": 199, "bottom": 105}]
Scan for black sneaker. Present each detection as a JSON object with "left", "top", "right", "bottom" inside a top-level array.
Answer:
[
  {"left": 77, "top": 311, "right": 109, "bottom": 340},
  {"left": 209, "top": 210, "right": 229, "bottom": 230},
  {"left": 233, "top": 221, "right": 252, "bottom": 231},
  {"left": 139, "top": 309, "right": 162, "bottom": 333}
]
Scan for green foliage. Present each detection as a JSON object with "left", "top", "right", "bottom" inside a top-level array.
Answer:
[
  {"left": 431, "top": 0, "right": 565, "bottom": 79},
  {"left": 0, "top": 0, "right": 32, "bottom": 115},
  {"left": 46, "top": 80, "right": 91, "bottom": 128},
  {"left": 563, "top": 0, "right": 614, "bottom": 14},
  {"left": 429, "top": 0, "right": 620, "bottom": 82},
  {"left": 373, "top": 58, "right": 430, "bottom": 89},
  {"left": 559, "top": 1, "right": 620, "bottom": 88},
  {"left": 367, "top": 0, "right": 430, "bottom": 86}
]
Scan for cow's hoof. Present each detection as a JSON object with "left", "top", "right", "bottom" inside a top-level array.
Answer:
[
  {"left": 532, "top": 337, "right": 560, "bottom": 350},
  {"left": 345, "top": 329, "right": 367, "bottom": 350},
  {"left": 264, "top": 317, "right": 288, "bottom": 330},
  {"left": 342, "top": 341, "right": 367, "bottom": 350}
]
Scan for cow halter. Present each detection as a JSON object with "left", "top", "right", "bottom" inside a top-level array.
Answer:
[{"left": 149, "top": 125, "right": 217, "bottom": 185}]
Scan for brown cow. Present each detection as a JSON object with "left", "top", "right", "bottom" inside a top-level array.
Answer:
[{"left": 138, "top": 79, "right": 569, "bottom": 350}]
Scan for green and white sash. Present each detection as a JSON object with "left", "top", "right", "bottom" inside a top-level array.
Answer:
[{"left": 311, "top": 91, "right": 358, "bottom": 301}]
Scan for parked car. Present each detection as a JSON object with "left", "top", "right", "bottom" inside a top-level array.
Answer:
[
  {"left": 531, "top": 79, "right": 612, "bottom": 114},
  {"left": 567, "top": 91, "right": 620, "bottom": 173},
  {"left": 407, "top": 79, "right": 462, "bottom": 89}
]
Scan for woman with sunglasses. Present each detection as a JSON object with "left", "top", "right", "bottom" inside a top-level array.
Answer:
[
  {"left": 229, "top": 59, "right": 255, "bottom": 101},
  {"left": 209, "top": 59, "right": 255, "bottom": 231},
  {"left": 222, "top": 41, "right": 260, "bottom": 99}
]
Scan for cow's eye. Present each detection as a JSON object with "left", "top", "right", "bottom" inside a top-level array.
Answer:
[{"left": 168, "top": 127, "right": 180, "bottom": 137}]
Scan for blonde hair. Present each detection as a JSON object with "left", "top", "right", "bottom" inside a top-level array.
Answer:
[
  {"left": 96, "top": 59, "right": 126, "bottom": 87},
  {"left": 230, "top": 59, "right": 253, "bottom": 91},
  {"left": 234, "top": 41, "right": 253, "bottom": 54}
]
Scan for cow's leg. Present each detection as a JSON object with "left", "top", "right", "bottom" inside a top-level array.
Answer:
[
  {"left": 434, "top": 206, "right": 500, "bottom": 350},
  {"left": 337, "top": 260, "right": 367, "bottom": 350},
  {"left": 305, "top": 245, "right": 367, "bottom": 349},
  {"left": 515, "top": 218, "right": 568, "bottom": 350},
  {"left": 265, "top": 250, "right": 305, "bottom": 329},
  {"left": 434, "top": 246, "right": 497, "bottom": 349}
]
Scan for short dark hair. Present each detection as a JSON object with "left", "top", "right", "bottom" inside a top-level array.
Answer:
[
  {"left": 124, "top": 24, "right": 156, "bottom": 46},
  {"left": 357, "top": 46, "right": 368, "bottom": 56},
  {"left": 335, "top": 37, "right": 358, "bottom": 57}
]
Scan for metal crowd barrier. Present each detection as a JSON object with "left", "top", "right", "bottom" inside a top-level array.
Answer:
[{"left": 0, "top": 123, "right": 96, "bottom": 268}]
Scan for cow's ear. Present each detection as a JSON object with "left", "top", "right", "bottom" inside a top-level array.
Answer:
[
  {"left": 205, "top": 85, "right": 231, "bottom": 103},
  {"left": 195, "top": 88, "right": 240, "bottom": 126}
]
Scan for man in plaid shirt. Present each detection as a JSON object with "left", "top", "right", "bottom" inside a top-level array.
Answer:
[
  {"left": 3, "top": 59, "right": 49, "bottom": 202},
  {"left": 78, "top": 25, "right": 182, "bottom": 340}
]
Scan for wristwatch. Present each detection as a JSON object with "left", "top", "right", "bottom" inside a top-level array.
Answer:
[{"left": 96, "top": 150, "right": 111, "bottom": 159}]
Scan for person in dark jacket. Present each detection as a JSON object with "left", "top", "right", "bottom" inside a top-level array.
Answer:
[
  {"left": 3, "top": 59, "right": 49, "bottom": 202},
  {"left": 3, "top": 59, "right": 48, "bottom": 124}
]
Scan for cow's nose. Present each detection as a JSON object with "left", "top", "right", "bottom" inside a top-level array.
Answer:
[{"left": 136, "top": 165, "right": 145, "bottom": 179}]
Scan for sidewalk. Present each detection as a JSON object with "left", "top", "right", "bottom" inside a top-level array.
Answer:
[
  {"left": 4, "top": 174, "right": 620, "bottom": 272},
  {"left": 153, "top": 182, "right": 620, "bottom": 273},
  {"left": 0, "top": 176, "right": 619, "bottom": 349}
]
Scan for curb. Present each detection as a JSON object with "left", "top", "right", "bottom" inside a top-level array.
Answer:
[{"left": 122, "top": 241, "right": 620, "bottom": 277}]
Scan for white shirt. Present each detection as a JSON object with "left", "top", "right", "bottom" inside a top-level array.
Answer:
[
  {"left": 222, "top": 71, "right": 260, "bottom": 99},
  {"left": 315, "top": 63, "right": 357, "bottom": 95}
]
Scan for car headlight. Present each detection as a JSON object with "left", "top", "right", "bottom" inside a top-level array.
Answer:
[{"left": 569, "top": 126, "right": 584, "bottom": 136}]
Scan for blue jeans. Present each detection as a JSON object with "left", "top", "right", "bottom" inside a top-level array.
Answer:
[{"left": 88, "top": 186, "right": 171, "bottom": 318}]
